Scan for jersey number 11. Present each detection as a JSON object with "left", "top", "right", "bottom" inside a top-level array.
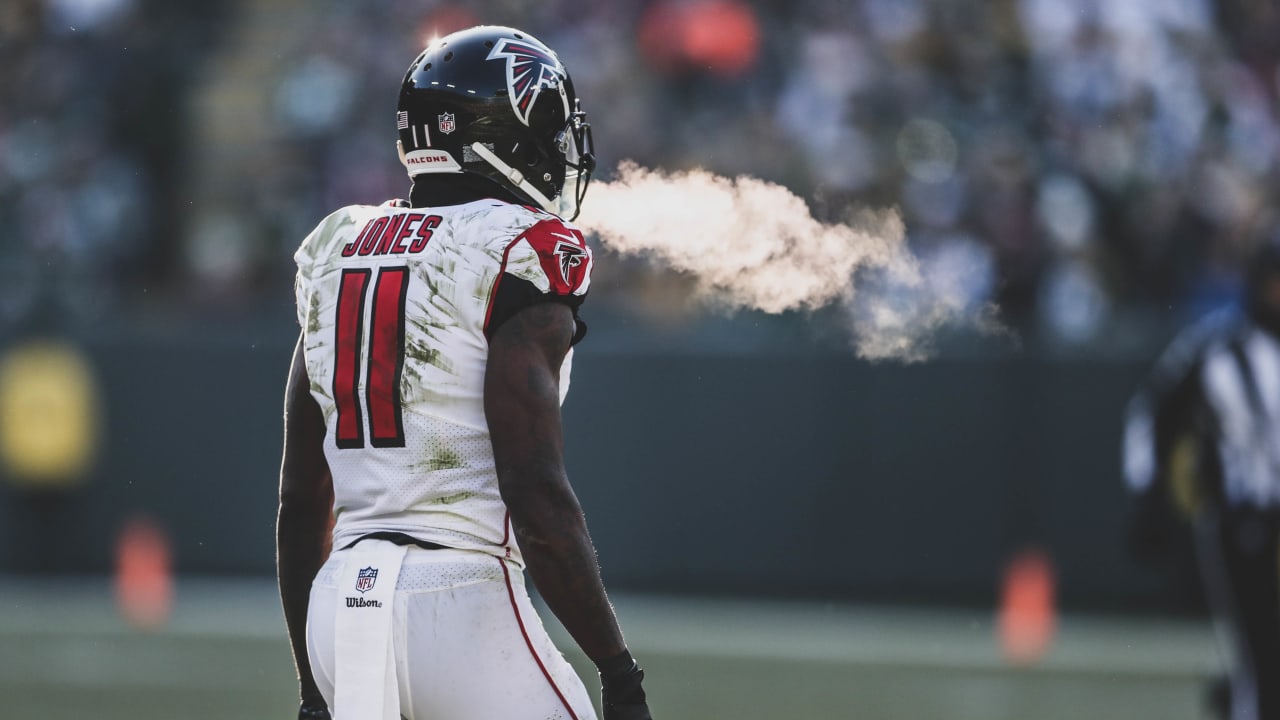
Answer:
[{"left": 333, "top": 267, "right": 409, "bottom": 449}]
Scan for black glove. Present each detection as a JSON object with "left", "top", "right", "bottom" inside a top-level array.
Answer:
[
  {"left": 597, "top": 649, "right": 652, "bottom": 720},
  {"left": 297, "top": 701, "right": 331, "bottom": 720}
]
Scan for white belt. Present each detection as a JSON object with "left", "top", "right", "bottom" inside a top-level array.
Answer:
[{"left": 333, "top": 540, "right": 408, "bottom": 720}]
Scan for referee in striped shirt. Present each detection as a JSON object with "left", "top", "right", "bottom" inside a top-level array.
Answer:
[{"left": 1124, "top": 236, "right": 1280, "bottom": 720}]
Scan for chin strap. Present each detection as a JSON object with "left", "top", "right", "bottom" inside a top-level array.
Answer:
[{"left": 469, "top": 142, "right": 557, "bottom": 212}]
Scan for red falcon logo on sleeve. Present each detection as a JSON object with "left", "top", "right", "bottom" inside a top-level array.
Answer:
[
  {"left": 553, "top": 238, "right": 588, "bottom": 285},
  {"left": 517, "top": 220, "right": 592, "bottom": 295},
  {"left": 486, "top": 38, "right": 567, "bottom": 126}
]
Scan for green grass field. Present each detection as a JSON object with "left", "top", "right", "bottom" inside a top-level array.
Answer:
[{"left": 0, "top": 578, "right": 1220, "bottom": 719}]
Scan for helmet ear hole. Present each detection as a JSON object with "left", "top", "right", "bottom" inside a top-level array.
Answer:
[{"left": 522, "top": 143, "right": 541, "bottom": 168}]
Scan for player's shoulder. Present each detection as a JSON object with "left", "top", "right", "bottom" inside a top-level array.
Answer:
[
  {"left": 295, "top": 202, "right": 395, "bottom": 266},
  {"left": 454, "top": 200, "right": 586, "bottom": 251},
  {"left": 1150, "top": 306, "right": 1245, "bottom": 385},
  {"left": 315, "top": 200, "right": 399, "bottom": 231},
  {"left": 492, "top": 205, "right": 592, "bottom": 298},
  {"left": 1179, "top": 306, "right": 1246, "bottom": 353},
  {"left": 468, "top": 200, "right": 572, "bottom": 233}
]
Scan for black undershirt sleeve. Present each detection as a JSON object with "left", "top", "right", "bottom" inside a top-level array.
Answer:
[{"left": 486, "top": 274, "right": 588, "bottom": 346}]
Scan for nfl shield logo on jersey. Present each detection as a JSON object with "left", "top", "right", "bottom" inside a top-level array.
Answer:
[
  {"left": 437, "top": 112, "right": 456, "bottom": 134},
  {"left": 355, "top": 566, "right": 378, "bottom": 593}
]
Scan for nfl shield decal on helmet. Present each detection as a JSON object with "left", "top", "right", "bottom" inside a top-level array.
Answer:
[
  {"left": 355, "top": 566, "right": 378, "bottom": 593},
  {"left": 437, "top": 112, "right": 456, "bottom": 134}
]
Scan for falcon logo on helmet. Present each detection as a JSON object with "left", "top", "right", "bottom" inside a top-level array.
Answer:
[{"left": 486, "top": 38, "right": 567, "bottom": 126}]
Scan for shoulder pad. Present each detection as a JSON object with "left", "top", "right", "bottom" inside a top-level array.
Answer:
[{"left": 504, "top": 218, "right": 593, "bottom": 296}]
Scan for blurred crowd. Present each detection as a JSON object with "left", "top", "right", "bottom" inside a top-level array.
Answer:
[
  {"left": 0, "top": 0, "right": 227, "bottom": 332},
  {"left": 3, "top": 0, "right": 1280, "bottom": 349}
]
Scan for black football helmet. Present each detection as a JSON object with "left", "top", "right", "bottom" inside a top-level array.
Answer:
[{"left": 397, "top": 25, "right": 595, "bottom": 219}]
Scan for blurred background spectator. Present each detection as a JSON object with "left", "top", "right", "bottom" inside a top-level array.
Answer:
[
  {"left": 5, "top": 0, "right": 1278, "bottom": 349},
  {"left": 0, "top": 0, "right": 230, "bottom": 330}
]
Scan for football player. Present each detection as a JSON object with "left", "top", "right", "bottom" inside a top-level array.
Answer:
[
  {"left": 1123, "top": 236, "right": 1280, "bottom": 720},
  {"left": 277, "top": 25, "right": 652, "bottom": 720}
]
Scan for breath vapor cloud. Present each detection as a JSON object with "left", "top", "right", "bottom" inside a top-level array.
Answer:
[{"left": 575, "top": 162, "right": 1004, "bottom": 362}]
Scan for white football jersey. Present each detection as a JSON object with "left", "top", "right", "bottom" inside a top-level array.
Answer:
[{"left": 293, "top": 199, "right": 593, "bottom": 566}]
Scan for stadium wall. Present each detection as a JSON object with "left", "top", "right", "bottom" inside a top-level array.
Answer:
[{"left": 0, "top": 329, "right": 1199, "bottom": 613}]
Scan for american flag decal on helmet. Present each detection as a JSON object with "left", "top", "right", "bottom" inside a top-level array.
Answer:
[
  {"left": 486, "top": 37, "right": 566, "bottom": 126},
  {"left": 396, "top": 111, "right": 409, "bottom": 130}
]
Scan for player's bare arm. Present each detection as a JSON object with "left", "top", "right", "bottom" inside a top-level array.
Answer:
[
  {"left": 277, "top": 333, "right": 333, "bottom": 718},
  {"left": 486, "top": 301, "right": 625, "bottom": 658},
  {"left": 486, "top": 301, "right": 652, "bottom": 718}
]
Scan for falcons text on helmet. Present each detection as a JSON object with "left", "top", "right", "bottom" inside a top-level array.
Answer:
[{"left": 485, "top": 38, "right": 566, "bottom": 126}]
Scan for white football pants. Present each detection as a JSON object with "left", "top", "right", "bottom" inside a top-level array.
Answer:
[{"left": 307, "top": 544, "right": 597, "bottom": 720}]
